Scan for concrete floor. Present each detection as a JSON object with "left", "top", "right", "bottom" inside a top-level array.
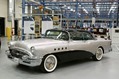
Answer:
[{"left": 0, "top": 37, "right": 119, "bottom": 79}]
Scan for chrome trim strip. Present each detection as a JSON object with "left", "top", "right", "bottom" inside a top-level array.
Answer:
[{"left": 10, "top": 47, "right": 33, "bottom": 57}]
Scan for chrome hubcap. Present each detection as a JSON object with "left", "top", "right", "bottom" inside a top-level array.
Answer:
[
  {"left": 44, "top": 55, "right": 57, "bottom": 72},
  {"left": 96, "top": 48, "right": 103, "bottom": 60},
  {"left": 45, "top": 57, "right": 55, "bottom": 70}
]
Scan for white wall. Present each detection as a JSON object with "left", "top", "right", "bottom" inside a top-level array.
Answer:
[
  {"left": 0, "top": 0, "right": 22, "bottom": 36},
  {"left": 110, "top": 28, "right": 119, "bottom": 44},
  {"left": 0, "top": 0, "right": 11, "bottom": 34},
  {"left": 15, "top": 0, "right": 22, "bottom": 28},
  {"left": 15, "top": 0, "right": 22, "bottom": 19}
]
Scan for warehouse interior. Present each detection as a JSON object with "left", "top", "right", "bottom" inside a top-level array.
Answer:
[{"left": 0, "top": 0, "right": 119, "bottom": 79}]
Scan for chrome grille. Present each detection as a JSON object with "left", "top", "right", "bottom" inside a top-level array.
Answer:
[{"left": 10, "top": 49, "right": 29, "bottom": 59}]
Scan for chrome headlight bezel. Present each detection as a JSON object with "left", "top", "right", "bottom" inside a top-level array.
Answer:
[
  {"left": 7, "top": 42, "right": 13, "bottom": 48},
  {"left": 7, "top": 42, "right": 15, "bottom": 48}
]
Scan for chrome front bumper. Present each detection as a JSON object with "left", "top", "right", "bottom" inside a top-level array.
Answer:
[{"left": 6, "top": 50, "right": 42, "bottom": 67}]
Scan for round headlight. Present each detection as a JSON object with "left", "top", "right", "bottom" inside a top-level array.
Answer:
[
  {"left": 7, "top": 42, "right": 15, "bottom": 48},
  {"left": 30, "top": 46, "right": 35, "bottom": 53}
]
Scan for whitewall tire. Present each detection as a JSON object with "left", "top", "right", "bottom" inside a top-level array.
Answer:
[
  {"left": 93, "top": 48, "right": 103, "bottom": 61},
  {"left": 40, "top": 54, "right": 58, "bottom": 73}
]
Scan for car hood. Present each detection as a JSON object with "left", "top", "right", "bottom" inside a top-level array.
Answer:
[{"left": 14, "top": 38, "right": 66, "bottom": 49}]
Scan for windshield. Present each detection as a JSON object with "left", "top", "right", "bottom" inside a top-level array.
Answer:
[{"left": 44, "top": 30, "right": 69, "bottom": 40}]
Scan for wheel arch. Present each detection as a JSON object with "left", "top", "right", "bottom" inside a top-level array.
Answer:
[
  {"left": 40, "top": 53, "right": 58, "bottom": 73},
  {"left": 98, "top": 46, "right": 104, "bottom": 54},
  {"left": 42, "top": 53, "right": 61, "bottom": 63}
]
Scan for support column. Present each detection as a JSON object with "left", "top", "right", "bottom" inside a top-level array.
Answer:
[
  {"left": 117, "top": 1, "right": 119, "bottom": 26},
  {"left": 22, "top": 0, "right": 25, "bottom": 40},
  {"left": 80, "top": 3, "right": 83, "bottom": 28},
  {"left": 92, "top": 0, "right": 96, "bottom": 27},
  {"left": 75, "top": 0, "right": 79, "bottom": 28}
]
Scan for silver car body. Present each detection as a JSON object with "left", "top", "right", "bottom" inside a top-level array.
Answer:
[{"left": 6, "top": 29, "right": 112, "bottom": 67}]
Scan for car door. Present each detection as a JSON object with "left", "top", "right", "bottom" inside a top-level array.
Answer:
[
  {"left": 68, "top": 31, "right": 88, "bottom": 51},
  {"left": 82, "top": 32, "right": 97, "bottom": 53},
  {"left": 68, "top": 31, "right": 96, "bottom": 59}
]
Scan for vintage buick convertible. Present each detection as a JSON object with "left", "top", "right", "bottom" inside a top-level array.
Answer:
[{"left": 6, "top": 29, "right": 112, "bottom": 72}]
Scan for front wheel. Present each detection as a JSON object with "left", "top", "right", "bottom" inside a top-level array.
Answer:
[
  {"left": 40, "top": 54, "right": 58, "bottom": 73},
  {"left": 92, "top": 48, "right": 103, "bottom": 61}
]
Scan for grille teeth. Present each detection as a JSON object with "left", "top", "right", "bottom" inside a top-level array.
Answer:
[{"left": 10, "top": 49, "right": 29, "bottom": 59}]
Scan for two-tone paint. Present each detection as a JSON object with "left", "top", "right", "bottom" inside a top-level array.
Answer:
[{"left": 6, "top": 29, "right": 112, "bottom": 67}]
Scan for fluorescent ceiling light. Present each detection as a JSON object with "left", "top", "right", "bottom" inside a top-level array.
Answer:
[
  {"left": 53, "top": 0, "right": 57, "bottom": 2},
  {"left": 96, "top": 4, "right": 100, "bottom": 14},
  {"left": 73, "top": 10, "right": 75, "bottom": 12},
  {"left": 108, "top": 2, "right": 117, "bottom": 15},
  {"left": 67, "top": 6, "right": 71, "bottom": 9},
  {"left": 28, "top": 0, "right": 40, "bottom": 5},
  {"left": 62, "top": 5, "right": 66, "bottom": 8},
  {"left": 70, "top": 9, "right": 73, "bottom": 11},
  {"left": 45, "top": 6, "right": 52, "bottom": 10},
  {"left": 79, "top": 5, "right": 81, "bottom": 6},
  {"left": 34, "top": 7, "right": 38, "bottom": 9},
  {"left": 82, "top": 7, "right": 88, "bottom": 14},
  {"left": 78, "top": 13, "right": 81, "bottom": 15}
]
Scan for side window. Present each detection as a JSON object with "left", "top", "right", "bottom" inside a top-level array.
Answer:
[
  {"left": 69, "top": 32, "right": 83, "bottom": 40},
  {"left": 76, "top": 32, "right": 83, "bottom": 40},
  {"left": 69, "top": 32, "right": 76, "bottom": 40},
  {"left": 83, "top": 32, "right": 93, "bottom": 40},
  {"left": 58, "top": 32, "right": 69, "bottom": 40},
  {"left": 61, "top": 32, "right": 69, "bottom": 40}
]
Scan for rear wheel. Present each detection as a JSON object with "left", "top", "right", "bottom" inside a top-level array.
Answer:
[
  {"left": 40, "top": 54, "right": 57, "bottom": 73},
  {"left": 92, "top": 48, "right": 103, "bottom": 61}
]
